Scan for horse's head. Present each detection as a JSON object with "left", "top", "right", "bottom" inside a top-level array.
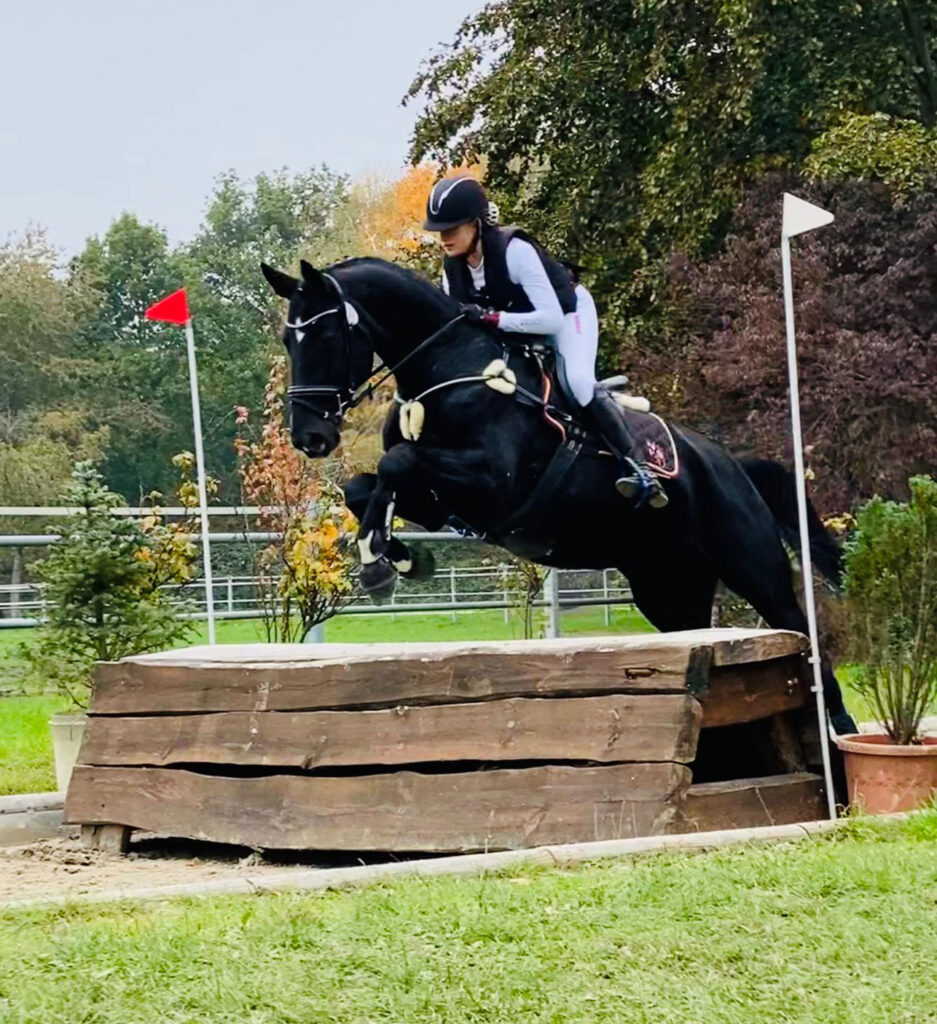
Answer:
[{"left": 261, "top": 259, "right": 374, "bottom": 458}]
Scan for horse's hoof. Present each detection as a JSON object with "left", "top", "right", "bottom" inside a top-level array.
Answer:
[
  {"left": 360, "top": 558, "right": 398, "bottom": 604},
  {"left": 400, "top": 544, "right": 436, "bottom": 581}
]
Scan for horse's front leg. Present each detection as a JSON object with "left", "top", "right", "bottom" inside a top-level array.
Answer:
[
  {"left": 353, "top": 444, "right": 425, "bottom": 603},
  {"left": 344, "top": 468, "right": 446, "bottom": 590}
]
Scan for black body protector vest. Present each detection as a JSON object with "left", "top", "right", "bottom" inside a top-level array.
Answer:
[{"left": 443, "top": 225, "right": 578, "bottom": 319}]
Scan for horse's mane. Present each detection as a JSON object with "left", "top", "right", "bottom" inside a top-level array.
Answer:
[{"left": 329, "top": 256, "right": 460, "bottom": 320}]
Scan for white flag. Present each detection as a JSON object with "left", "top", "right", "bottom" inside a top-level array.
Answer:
[{"left": 782, "top": 193, "right": 834, "bottom": 239}]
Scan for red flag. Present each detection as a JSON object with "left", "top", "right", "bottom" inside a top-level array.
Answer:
[{"left": 145, "top": 288, "right": 189, "bottom": 325}]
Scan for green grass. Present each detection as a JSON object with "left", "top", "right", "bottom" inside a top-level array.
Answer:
[
  {"left": 0, "top": 695, "right": 70, "bottom": 796},
  {"left": 2, "top": 811, "right": 937, "bottom": 1022},
  {"left": 0, "top": 605, "right": 653, "bottom": 663}
]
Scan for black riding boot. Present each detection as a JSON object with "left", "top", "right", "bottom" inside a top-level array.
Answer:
[{"left": 584, "top": 389, "right": 669, "bottom": 509}]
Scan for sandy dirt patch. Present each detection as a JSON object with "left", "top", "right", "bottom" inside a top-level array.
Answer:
[{"left": 0, "top": 832, "right": 384, "bottom": 906}]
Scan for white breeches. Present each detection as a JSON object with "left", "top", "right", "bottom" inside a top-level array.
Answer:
[{"left": 554, "top": 284, "right": 599, "bottom": 407}]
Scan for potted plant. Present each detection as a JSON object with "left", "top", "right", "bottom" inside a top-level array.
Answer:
[
  {"left": 835, "top": 476, "right": 937, "bottom": 813},
  {"left": 31, "top": 461, "right": 197, "bottom": 791}
]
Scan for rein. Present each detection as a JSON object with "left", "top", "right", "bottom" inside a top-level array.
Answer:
[
  {"left": 286, "top": 272, "right": 467, "bottom": 420},
  {"left": 285, "top": 273, "right": 551, "bottom": 435},
  {"left": 348, "top": 312, "right": 466, "bottom": 409}
]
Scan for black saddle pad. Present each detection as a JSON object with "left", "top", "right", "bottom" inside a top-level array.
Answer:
[{"left": 620, "top": 407, "right": 679, "bottom": 479}]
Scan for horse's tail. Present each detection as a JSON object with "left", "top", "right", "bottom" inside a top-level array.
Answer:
[{"left": 740, "top": 457, "right": 843, "bottom": 589}]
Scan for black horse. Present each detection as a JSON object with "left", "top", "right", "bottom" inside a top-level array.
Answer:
[{"left": 261, "top": 256, "right": 857, "bottom": 734}]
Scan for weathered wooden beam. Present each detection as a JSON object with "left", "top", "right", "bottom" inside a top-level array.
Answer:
[
  {"left": 682, "top": 773, "right": 825, "bottom": 832},
  {"left": 707, "top": 630, "right": 806, "bottom": 667},
  {"left": 65, "top": 763, "right": 691, "bottom": 852},
  {"left": 90, "top": 630, "right": 807, "bottom": 716},
  {"left": 701, "top": 655, "right": 809, "bottom": 727},
  {"left": 91, "top": 637, "right": 715, "bottom": 714},
  {"left": 77, "top": 694, "right": 703, "bottom": 769}
]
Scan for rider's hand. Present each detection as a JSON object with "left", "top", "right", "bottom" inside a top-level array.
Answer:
[{"left": 460, "top": 303, "right": 501, "bottom": 328}]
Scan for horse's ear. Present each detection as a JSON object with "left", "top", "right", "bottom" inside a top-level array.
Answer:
[
  {"left": 303, "top": 260, "right": 337, "bottom": 296},
  {"left": 261, "top": 263, "right": 298, "bottom": 299}
]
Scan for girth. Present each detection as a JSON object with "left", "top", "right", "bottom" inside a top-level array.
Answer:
[{"left": 492, "top": 426, "right": 584, "bottom": 539}]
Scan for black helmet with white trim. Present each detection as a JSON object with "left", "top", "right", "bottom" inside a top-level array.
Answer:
[{"left": 423, "top": 175, "right": 490, "bottom": 231}]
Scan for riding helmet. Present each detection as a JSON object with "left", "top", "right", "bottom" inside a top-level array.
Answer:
[{"left": 423, "top": 175, "right": 489, "bottom": 231}]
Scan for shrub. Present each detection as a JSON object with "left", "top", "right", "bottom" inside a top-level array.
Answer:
[
  {"left": 234, "top": 358, "right": 357, "bottom": 642},
  {"left": 843, "top": 476, "right": 937, "bottom": 744},
  {"left": 29, "top": 462, "right": 196, "bottom": 707},
  {"left": 805, "top": 113, "right": 937, "bottom": 197}
]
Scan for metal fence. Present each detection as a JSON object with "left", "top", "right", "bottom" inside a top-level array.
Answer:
[{"left": 0, "top": 522, "right": 634, "bottom": 637}]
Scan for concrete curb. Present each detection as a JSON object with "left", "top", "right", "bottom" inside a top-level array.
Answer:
[
  {"left": 3, "top": 815, "right": 862, "bottom": 911},
  {"left": 0, "top": 792, "right": 63, "bottom": 815},
  {"left": 0, "top": 792, "right": 64, "bottom": 848}
]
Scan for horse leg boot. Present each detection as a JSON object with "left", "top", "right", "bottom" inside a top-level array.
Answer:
[{"left": 584, "top": 388, "right": 668, "bottom": 509}]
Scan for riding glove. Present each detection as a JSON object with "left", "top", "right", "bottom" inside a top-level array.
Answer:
[{"left": 460, "top": 303, "right": 501, "bottom": 328}]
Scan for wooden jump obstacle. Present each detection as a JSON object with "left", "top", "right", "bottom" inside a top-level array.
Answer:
[{"left": 66, "top": 628, "right": 832, "bottom": 855}]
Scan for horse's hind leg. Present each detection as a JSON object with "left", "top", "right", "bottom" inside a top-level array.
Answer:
[
  {"left": 716, "top": 540, "right": 857, "bottom": 735},
  {"left": 626, "top": 555, "right": 718, "bottom": 631}
]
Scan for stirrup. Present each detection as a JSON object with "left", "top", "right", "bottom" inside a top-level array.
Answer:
[{"left": 615, "top": 460, "right": 669, "bottom": 509}]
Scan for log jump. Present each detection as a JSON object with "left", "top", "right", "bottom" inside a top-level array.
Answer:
[{"left": 66, "top": 628, "right": 832, "bottom": 855}]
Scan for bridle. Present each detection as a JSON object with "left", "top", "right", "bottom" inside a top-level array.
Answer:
[{"left": 285, "top": 274, "right": 465, "bottom": 424}]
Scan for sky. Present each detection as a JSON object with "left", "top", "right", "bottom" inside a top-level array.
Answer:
[{"left": 0, "top": 0, "right": 483, "bottom": 256}]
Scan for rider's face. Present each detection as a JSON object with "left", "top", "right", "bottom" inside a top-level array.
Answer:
[{"left": 439, "top": 221, "right": 477, "bottom": 258}]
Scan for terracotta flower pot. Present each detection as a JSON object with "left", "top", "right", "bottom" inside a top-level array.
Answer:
[{"left": 835, "top": 733, "right": 937, "bottom": 814}]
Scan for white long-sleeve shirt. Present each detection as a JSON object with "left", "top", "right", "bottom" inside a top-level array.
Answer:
[{"left": 442, "top": 238, "right": 567, "bottom": 336}]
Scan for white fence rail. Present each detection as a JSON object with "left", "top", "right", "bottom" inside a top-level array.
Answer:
[
  {"left": 0, "top": 565, "right": 632, "bottom": 629},
  {"left": 0, "top": 527, "right": 635, "bottom": 637}
]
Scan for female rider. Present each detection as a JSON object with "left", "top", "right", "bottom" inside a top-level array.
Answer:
[{"left": 422, "top": 174, "right": 667, "bottom": 509}]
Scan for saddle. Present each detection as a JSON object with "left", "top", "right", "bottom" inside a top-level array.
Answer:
[{"left": 539, "top": 347, "right": 678, "bottom": 479}]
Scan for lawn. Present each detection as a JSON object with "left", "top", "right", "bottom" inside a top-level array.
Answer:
[
  {"left": 0, "top": 695, "right": 70, "bottom": 796},
  {"left": 0, "top": 606, "right": 654, "bottom": 690},
  {"left": 1, "top": 811, "right": 936, "bottom": 1022}
]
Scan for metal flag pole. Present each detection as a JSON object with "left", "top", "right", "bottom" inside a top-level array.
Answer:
[
  {"left": 184, "top": 318, "right": 217, "bottom": 645},
  {"left": 780, "top": 192, "right": 836, "bottom": 819}
]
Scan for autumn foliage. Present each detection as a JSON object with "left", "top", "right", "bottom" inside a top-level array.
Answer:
[
  {"left": 354, "top": 162, "right": 484, "bottom": 267},
  {"left": 234, "top": 358, "right": 357, "bottom": 641}
]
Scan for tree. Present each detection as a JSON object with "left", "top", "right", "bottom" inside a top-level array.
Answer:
[
  {"left": 69, "top": 169, "right": 351, "bottom": 501},
  {"left": 179, "top": 167, "right": 350, "bottom": 498},
  {"left": 29, "top": 462, "right": 196, "bottom": 706},
  {"left": 352, "top": 162, "right": 484, "bottom": 275},
  {"left": 407, "top": 0, "right": 937, "bottom": 362},
  {"left": 0, "top": 231, "right": 91, "bottom": 421},
  {"left": 630, "top": 173, "right": 937, "bottom": 513},
  {"left": 69, "top": 214, "right": 187, "bottom": 501}
]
